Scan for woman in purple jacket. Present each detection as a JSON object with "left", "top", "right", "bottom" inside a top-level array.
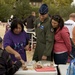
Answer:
[
  {"left": 3, "top": 19, "right": 30, "bottom": 62},
  {"left": 50, "top": 15, "right": 72, "bottom": 64}
]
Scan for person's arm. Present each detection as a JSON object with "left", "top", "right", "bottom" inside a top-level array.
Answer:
[
  {"left": 5, "top": 46, "right": 17, "bottom": 54},
  {"left": 33, "top": 16, "right": 36, "bottom": 22},
  {"left": 5, "top": 46, "right": 22, "bottom": 60},
  {"left": 43, "top": 23, "right": 54, "bottom": 58},
  {"left": 33, "top": 18, "right": 38, "bottom": 29},
  {"left": 72, "top": 26, "right": 75, "bottom": 44},
  {"left": 61, "top": 27, "right": 72, "bottom": 54},
  {"left": 24, "top": 43, "right": 30, "bottom": 51},
  {"left": 24, "top": 31, "right": 30, "bottom": 50}
]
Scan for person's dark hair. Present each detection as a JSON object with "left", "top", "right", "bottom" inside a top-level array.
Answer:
[
  {"left": 10, "top": 19, "right": 24, "bottom": 32},
  {"left": 50, "top": 15, "right": 64, "bottom": 30}
]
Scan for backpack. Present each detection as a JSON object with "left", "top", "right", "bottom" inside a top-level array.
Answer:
[{"left": 66, "top": 58, "right": 75, "bottom": 75}]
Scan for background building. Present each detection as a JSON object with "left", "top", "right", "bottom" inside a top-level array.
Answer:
[{"left": 30, "top": 0, "right": 43, "bottom": 7}]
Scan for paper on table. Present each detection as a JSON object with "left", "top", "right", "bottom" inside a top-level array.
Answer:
[{"left": 35, "top": 66, "right": 56, "bottom": 72}]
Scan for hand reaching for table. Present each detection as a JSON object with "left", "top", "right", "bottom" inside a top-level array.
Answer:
[{"left": 14, "top": 52, "right": 22, "bottom": 60}]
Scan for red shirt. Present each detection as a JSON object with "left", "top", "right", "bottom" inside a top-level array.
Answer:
[{"left": 54, "top": 26, "right": 72, "bottom": 54}]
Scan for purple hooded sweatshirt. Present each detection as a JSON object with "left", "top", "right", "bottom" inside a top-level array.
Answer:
[{"left": 3, "top": 30, "right": 29, "bottom": 62}]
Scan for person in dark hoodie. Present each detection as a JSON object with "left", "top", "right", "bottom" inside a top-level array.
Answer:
[
  {"left": 24, "top": 11, "right": 36, "bottom": 29},
  {"left": 0, "top": 37, "right": 25, "bottom": 75}
]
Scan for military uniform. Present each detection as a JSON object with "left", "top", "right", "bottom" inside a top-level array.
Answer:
[{"left": 33, "top": 17, "right": 54, "bottom": 61}]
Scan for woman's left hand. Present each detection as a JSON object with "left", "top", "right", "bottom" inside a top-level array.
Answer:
[{"left": 24, "top": 44, "right": 30, "bottom": 51}]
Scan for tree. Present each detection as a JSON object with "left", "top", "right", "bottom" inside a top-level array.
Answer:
[
  {"left": 4, "top": 0, "right": 16, "bottom": 4},
  {"left": 43, "top": 0, "right": 72, "bottom": 6},
  {"left": 42, "top": 0, "right": 73, "bottom": 20},
  {"left": 0, "top": 0, "right": 39, "bottom": 21},
  {"left": 30, "top": 0, "right": 42, "bottom": 2},
  {"left": 14, "top": 0, "right": 32, "bottom": 19},
  {"left": 0, "top": 0, "right": 17, "bottom": 21},
  {"left": 0, "top": 0, "right": 5, "bottom": 5}
]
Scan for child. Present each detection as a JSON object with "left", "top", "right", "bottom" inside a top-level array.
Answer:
[{"left": 0, "top": 37, "right": 24, "bottom": 75}]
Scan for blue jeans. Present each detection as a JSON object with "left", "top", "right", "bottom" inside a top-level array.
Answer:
[{"left": 54, "top": 52, "right": 68, "bottom": 65}]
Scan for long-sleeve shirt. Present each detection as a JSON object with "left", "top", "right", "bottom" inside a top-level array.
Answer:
[
  {"left": 54, "top": 26, "right": 72, "bottom": 54},
  {"left": 0, "top": 48, "right": 22, "bottom": 75}
]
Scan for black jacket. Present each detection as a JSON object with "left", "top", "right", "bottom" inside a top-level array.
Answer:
[
  {"left": 0, "top": 48, "right": 22, "bottom": 75},
  {"left": 24, "top": 15, "right": 36, "bottom": 29}
]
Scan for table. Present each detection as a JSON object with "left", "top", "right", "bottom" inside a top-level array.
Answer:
[
  {"left": 58, "top": 64, "right": 69, "bottom": 75},
  {"left": 15, "top": 68, "right": 57, "bottom": 75},
  {"left": 15, "top": 61, "right": 57, "bottom": 75}
]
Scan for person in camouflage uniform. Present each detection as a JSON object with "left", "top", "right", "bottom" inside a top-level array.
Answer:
[
  {"left": 0, "top": 37, "right": 24, "bottom": 75},
  {"left": 32, "top": 4, "right": 54, "bottom": 61}
]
